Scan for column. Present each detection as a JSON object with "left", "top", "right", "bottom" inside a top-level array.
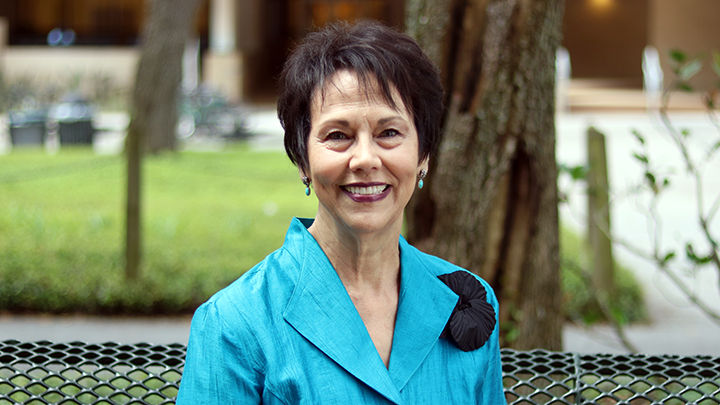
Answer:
[
  {"left": 0, "top": 17, "right": 7, "bottom": 72},
  {"left": 203, "top": 0, "right": 243, "bottom": 102}
]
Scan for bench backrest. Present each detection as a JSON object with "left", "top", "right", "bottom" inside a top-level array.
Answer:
[
  {"left": 2, "top": 340, "right": 719, "bottom": 404},
  {"left": 502, "top": 349, "right": 720, "bottom": 404}
]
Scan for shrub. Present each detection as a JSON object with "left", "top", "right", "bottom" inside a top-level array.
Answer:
[{"left": 561, "top": 226, "right": 647, "bottom": 325}]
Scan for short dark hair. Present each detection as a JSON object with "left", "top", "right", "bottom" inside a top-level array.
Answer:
[{"left": 278, "top": 20, "right": 444, "bottom": 172}]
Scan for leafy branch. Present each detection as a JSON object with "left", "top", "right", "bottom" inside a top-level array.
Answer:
[{"left": 622, "top": 48, "right": 720, "bottom": 325}]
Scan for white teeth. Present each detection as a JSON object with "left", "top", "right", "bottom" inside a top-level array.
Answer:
[{"left": 346, "top": 185, "right": 386, "bottom": 195}]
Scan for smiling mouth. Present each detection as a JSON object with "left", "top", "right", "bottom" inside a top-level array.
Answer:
[{"left": 342, "top": 185, "right": 390, "bottom": 195}]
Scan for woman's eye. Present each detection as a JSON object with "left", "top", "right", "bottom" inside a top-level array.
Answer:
[
  {"left": 327, "top": 131, "right": 348, "bottom": 140},
  {"left": 379, "top": 129, "right": 400, "bottom": 138}
]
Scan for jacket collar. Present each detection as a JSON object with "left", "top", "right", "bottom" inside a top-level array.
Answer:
[
  {"left": 282, "top": 218, "right": 458, "bottom": 403},
  {"left": 388, "top": 237, "right": 458, "bottom": 390}
]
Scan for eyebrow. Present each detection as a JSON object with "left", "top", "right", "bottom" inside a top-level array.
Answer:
[
  {"left": 320, "top": 116, "right": 404, "bottom": 127},
  {"left": 324, "top": 119, "right": 350, "bottom": 127},
  {"left": 378, "top": 116, "right": 404, "bottom": 125}
]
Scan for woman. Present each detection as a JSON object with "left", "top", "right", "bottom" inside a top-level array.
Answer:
[{"left": 177, "top": 21, "right": 504, "bottom": 404}]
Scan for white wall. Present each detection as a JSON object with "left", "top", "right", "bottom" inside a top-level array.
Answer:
[{"left": 3, "top": 46, "right": 140, "bottom": 90}]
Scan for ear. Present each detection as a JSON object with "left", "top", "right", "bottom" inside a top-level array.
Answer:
[{"left": 418, "top": 157, "right": 429, "bottom": 174}]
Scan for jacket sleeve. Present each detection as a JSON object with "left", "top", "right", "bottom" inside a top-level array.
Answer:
[
  {"left": 176, "top": 301, "right": 264, "bottom": 405},
  {"left": 477, "top": 281, "right": 506, "bottom": 405}
]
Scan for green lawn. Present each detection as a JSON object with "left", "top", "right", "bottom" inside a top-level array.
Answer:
[
  {"left": 0, "top": 145, "right": 645, "bottom": 323},
  {"left": 0, "top": 145, "right": 317, "bottom": 314}
]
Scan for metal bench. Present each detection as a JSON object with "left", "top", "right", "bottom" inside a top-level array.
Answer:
[{"left": 1, "top": 340, "right": 719, "bottom": 404}]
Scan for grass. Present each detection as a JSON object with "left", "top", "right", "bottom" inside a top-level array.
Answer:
[
  {"left": 0, "top": 144, "right": 317, "bottom": 314},
  {"left": 560, "top": 226, "right": 647, "bottom": 325},
  {"left": 0, "top": 145, "right": 646, "bottom": 321}
]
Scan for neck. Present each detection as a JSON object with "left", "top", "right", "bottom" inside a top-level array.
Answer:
[{"left": 308, "top": 214, "right": 401, "bottom": 293}]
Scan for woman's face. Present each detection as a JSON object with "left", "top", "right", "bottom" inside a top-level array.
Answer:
[{"left": 306, "top": 70, "right": 427, "bottom": 237}]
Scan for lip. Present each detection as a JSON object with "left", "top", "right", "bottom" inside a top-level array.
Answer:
[{"left": 341, "top": 182, "right": 391, "bottom": 203}]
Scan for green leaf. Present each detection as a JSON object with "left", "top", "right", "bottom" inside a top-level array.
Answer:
[
  {"left": 676, "top": 82, "right": 694, "bottom": 92},
  {"left": 663, "top": 178, "right": 671, "bottom": 187},
  {"left": 669, "top": 49, "right": 687, "bottom": 64},
  {"left": 712, "top": 50, "right": 720, "bottom": 78},
  {"left": 645, "top": 172, "right": 656, "bottom": 185},
  {"left": 705, "top": 93, "right": 715, "bottom": 110},
  {"left": 661, "top": 252, "right": 676, "bottom": 264},
  {"left": 571, "top": 166, "right": 588, "bottom": 180},
  {"left": 681, "top": 128, "right": 691, "bottom": 137},
  {"left": 631, "top": 129, "right": 645, "bottom": 145},
  {"left": 679, "top": 59, "right": 703, "bottom": 81},
  {"left": 686, "top": 243, "right": 714, "bottom": 265},
  {"left": 559, "top": 164, "right": 589, "bottom": 180},
  {"left": 696, "top": 256, "right": 712, "bottom": 265},
  {"left": 633, "top": 153, "right": 649, "bottom": 164}
]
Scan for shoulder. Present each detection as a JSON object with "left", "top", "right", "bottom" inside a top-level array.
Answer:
[
  {"left": 400, "top": 239, "right": 489, "bottom": 282},
  {"left": 197, "top": 245, "right": 300, "bottom": 331},
  {"left": 400, "top": 238, "right": 463, "bottom": 276},
  {"left": 400, "top": 238, "right": 498, "bottom": 306}
]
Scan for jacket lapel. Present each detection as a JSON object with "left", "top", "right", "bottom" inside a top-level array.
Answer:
[
  {"left": 387, "top": 237, "right": 459, "bottom": 391},
  {"left": 282, "top": 219, "right": 403, "bottom": 404}
]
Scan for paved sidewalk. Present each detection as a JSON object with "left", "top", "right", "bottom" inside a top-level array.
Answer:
[
  {"left": 557, "top": 111, "right": 720, "bottom": 356},
  {"left": 0, "top": 314, "right": 192, "bottom": 345}
]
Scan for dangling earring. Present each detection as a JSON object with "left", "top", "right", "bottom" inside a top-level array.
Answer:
[
  {"left": 418, "top": 170, "right": 427, "bottom": 189},
  {"left": 302, "top": 176, "right": 311, "bottom": 196}
]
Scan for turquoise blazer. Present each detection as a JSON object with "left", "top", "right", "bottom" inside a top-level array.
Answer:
[{"left": 177, "top": 218, "right": 504, "bottom": 404}]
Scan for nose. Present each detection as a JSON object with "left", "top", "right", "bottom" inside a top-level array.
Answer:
[{"left": 348, "top": 134, "right": 381, "bottom": 172}]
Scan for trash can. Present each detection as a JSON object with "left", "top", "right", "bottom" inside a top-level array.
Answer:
[
  {"left": 49, "top": 94, "right": 96, "bottom": 145},
  {"left": 8, "top": 109, "right": 48, "bottom": 146},
  {"left": 57, "top": 120, "right": 94, "bottom": 144}
]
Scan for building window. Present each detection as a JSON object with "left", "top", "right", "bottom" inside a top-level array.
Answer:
[{"left": 2, "top": 0, "right": 208, "bottom": 46}]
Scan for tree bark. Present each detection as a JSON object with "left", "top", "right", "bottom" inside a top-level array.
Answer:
[
  {"left": 125, "top": 0, "right": 202, "bottom": 280},
  {"left": 405, "top": 0, "right": 565, "bottom": 350},
  {"left": 129, "top": 0, "right": 202, "bottom": 154}
]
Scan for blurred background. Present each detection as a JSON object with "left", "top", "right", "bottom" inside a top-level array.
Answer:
[
  {"left": 0, "top": 0, "right": 719, "bottom": 355},
  {"left": 1, "top": 0, "right": 718, "bottom": 102}
]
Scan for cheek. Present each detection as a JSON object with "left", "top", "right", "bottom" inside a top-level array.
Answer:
[
  {"left": 392, "top": 158, "right": 422, "bottom": 187},
  {"left": 309, "top": 154, "right": 345, "bottom": 185}
]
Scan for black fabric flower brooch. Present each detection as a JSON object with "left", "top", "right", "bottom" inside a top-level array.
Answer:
[{"left": 437, "top": 271, "right": 496, "bottom": 352}]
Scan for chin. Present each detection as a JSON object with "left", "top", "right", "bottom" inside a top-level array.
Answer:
[{"left": 340, "top": 212, "right": 403, "bottom": 235}]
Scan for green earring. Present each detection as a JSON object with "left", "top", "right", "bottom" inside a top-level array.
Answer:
[
  {"left": 302, "top": 176, "right": 311, "bottom": 196},
  {"left": 418, "top": 170, "right": 427, "bottom": 189}
]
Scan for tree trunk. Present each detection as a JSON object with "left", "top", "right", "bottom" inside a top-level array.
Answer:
[
  {"left": 405, "top": 0, "right": 565, "bottom": 350},
  {"left": 125, "top": 0, "right": 202, "bottom": 280},
  {"left": 129, "top": 0, "right": 202, "bottom": 154}
]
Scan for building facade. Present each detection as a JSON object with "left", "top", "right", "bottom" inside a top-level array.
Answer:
[{"left": 0, "top": 0, "right": 718, "bottom": 104}]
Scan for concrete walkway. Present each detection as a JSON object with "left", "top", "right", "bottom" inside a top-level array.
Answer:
[
  {"left": 0, "top": 314, "right": 192, "bottom": 345},
  {"left": 558, "top": 111, "right": 720, "bottom": 356},
  {"left": 1, "top": 85, "right": 719, "bottom": 356}
]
